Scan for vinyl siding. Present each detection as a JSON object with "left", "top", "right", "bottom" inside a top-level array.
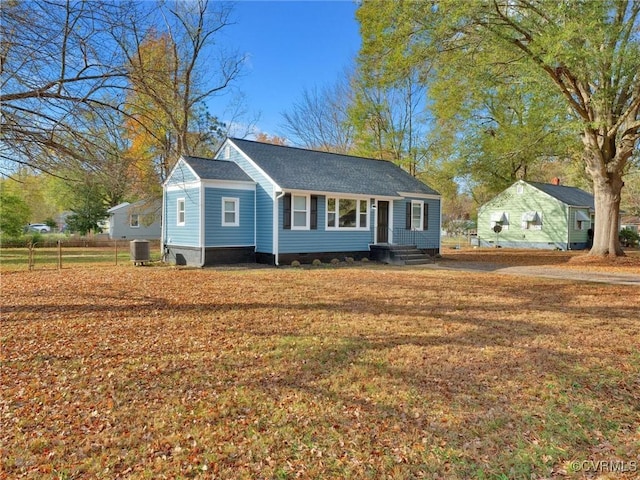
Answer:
[
  {"left": 221, "top": 142, "right": 275, "bottom": 253},
  {"left": 109, "top": 204, "right": 161, "bottom": 240},
  {"left": 255, "top": 185, "right": 273, "bottom": 253},
  {"left": 568, "top": 208, "right": 591, "bottom": 245},
  {"left": 165, "top": 187, "right": 200, "bottom": 247},
  {"left": 166, "top": 158, "right": 198, "bottom": 185},
  {"left": 278, "top": 195, "right": 375, "bottom": 253},
  {"left": 392, "top": 198, "right": 441, "bottom": 249},
  {"left": 204, "top": 187, "right": 255, "bottom": 246}
]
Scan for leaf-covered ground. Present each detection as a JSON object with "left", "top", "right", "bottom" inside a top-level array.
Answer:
[{"left": 2, "top": 261, "right": 639, "bottom": 479}]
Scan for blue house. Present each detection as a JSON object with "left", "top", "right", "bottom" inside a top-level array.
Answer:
[{"left": 162, "top": 138, "right": 441, "bottom": 266}]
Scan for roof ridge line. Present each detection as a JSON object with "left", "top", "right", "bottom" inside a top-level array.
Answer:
[{"left": 228, "top": 137, "right": 396, "bottom": 164}]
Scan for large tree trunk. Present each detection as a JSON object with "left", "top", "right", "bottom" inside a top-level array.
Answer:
[
  {"left": 590, "top": 172, "right": 624, "bottom": 256},
  {"left": 583, "top": 136, "right": 626, "bottom": 257}
]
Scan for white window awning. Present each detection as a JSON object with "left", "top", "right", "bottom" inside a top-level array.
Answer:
[
  {"left": 575, "top": 210, "right": 590, "bottom": 222},
  {"left": 490, "top": 211, "right": 508, "bottom": 223},
  {"left": 522, "top": 211, "right": 540, "bottom": 222}
]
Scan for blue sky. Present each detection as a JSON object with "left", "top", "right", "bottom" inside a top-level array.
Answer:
[{"left": 210, "top": 1, "right": 361, "bottom": 140}]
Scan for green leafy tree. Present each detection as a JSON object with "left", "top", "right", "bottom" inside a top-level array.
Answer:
[
  {"left": 0, "top": 189, "right": 31, "bottom": 237},
  {"left": 357, "top": 0, "right": 640, "bottom": 256},
  {"left": 64, "top": 179, "right": 108, "bottom": 236}
]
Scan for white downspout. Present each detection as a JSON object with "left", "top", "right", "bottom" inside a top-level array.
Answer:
[
  {"left": 273, "top": 191, "right": 285, "bottom": 266},
  {"left": 199, "top": 182, "right": 205, "bottom": 267},
  {"left": 161, "top": 187, "right": 166, "bottom": 262},
  {"left": 438, "top": 196, "right": 443, "bottom": 254}
]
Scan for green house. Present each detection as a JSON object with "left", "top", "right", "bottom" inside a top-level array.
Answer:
[{"left": 477, "top": 180, "right": 595, "bottom": 250}]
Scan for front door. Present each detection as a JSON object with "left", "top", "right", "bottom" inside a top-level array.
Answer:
[{"left": 377, "top": 201, "right": 389, "bottom": 243}]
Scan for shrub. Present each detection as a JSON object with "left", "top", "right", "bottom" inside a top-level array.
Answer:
[
  {"left": 361, "top": 257, "right": 369, "bottom": 262},
  {"left": 619, "top": 228, "right": 639, "bottom": 247},
  {"left": 330, "top": 258, "right": 340, "bottom": 266},
  {"left": 312, "top": 259, "right": 322, "bottom": 266},
  {"left": 291, "top": 260, "right": 301, "bottom": 268},
  {"left": 24, "top": 233, "right": 43, "bottom": 246},
  {"left": 345, "top": 256, "right": 355, "bottom": 264}
]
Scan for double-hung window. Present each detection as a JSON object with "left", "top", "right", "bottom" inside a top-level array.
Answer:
[
  {"left": 411, "top": 201, "right": 424, "bottom": 230},
  {"left": 222, "top": 197, "right": 239, "bottom": 226},
  {"left": 490, "top": 211, "right": 509, "bottom": 230},
  {"left": 130, "top": 214, "right": 139, "bottom": 228},
  {"left": 575, "top": 210, "right": 590, "bottom": 230},
  {"left": 326, "top": 197, "right": 368, "bottom": 229},
  {"left": 177, "top": 198, "right": 185, "bottom": 226},
  {"left": 292, "top": 194, "right": 309, "bottom": 229},
  {"left": 521, "top": 211, "right": 542, "bottom": 230}
]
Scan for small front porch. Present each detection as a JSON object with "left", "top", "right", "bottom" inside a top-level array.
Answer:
[{"left": 369, "top": 244, "right": 435, "bottom": 265}]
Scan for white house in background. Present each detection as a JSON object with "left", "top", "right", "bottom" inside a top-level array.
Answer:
[{"left": 107, "top": 199, "right": 161, "bottom": 240}]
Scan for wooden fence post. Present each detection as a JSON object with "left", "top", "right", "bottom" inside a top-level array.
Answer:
[{"left": 27, "top": 241, "right": 35, "bottom": 271}]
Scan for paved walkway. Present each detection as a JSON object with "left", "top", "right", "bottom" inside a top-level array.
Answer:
[{"left": 430, "top": 261, "right": 640, "bottom": 286}]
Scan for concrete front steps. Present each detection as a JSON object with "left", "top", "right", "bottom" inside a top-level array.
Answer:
[{"left": 369, "top": 244, "right": 434, "bottom": 265}]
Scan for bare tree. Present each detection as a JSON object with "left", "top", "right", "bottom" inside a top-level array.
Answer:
[
  {"left": 1, "top": 0, "right": 130, "bottom": 175},
  {"left": 118, "top": 0, "right": 245, "bottom": 181},
  {"left": 1, "top": 0, "right": 244, "bottom": 188},
  {"left": 281, "top": 73, "right": 355, "bottom": 154}
]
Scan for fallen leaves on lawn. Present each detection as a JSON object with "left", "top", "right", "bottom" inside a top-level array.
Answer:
[{"left": 1, "top": 265, "right": 639, "bottom": 479}]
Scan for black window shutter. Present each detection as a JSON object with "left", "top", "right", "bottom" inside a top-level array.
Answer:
[
  {"left": 283, "top": 193, "right": 291, "bottom": 230},
  {"left": 406, "top": 202, "right": 411, "bottom": 230},
  {"left": 310, "top": 195, "right": 318, "bottom": 230},
  {"left": 423, "top": 203, "right": 429, "bottom": 230}
]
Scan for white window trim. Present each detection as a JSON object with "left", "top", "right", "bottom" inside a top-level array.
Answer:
[
  {"left": 325, "top": 197, "right": 369, "bottom": 230},
  {"left": 575, "top": 219, "right": 589, "bottom": 230},
  {"left": 411, "top": 200, "right": 424, "bottom": 231},
  {"left": 521, "top": 211, "right": 542, "bottom": 230},
  {"left": 177, "top": 198, "right": 185, "bottom": 226},
  {"left": 222, "top": 197, "right": 240, "bottom": 227},
  {"left": 291, "top": 194, "right": 310, "bottom": 230},
  {"left": 130, "top": 213, "right": 140, "bottom": 228},
  {"left": 574, "top": 211, "right": 591, "bottom": 230}
]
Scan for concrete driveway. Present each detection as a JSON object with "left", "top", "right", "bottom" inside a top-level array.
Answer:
[{"left": 431, "top": 261, "right": 640, "bottom": 286}]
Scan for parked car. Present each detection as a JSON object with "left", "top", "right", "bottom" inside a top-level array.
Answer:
[{"left": 27, "top": 223, "right": 52, "bottom": 233}]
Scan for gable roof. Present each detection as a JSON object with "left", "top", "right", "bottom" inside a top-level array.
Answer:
[
  {"left": 228, "top": 138, "right": 439, "bottom": 197},
  {"left": 528, "top": 181, "right": 594, "bottom": 208},
  {"left": 182, "top": 156, "right": 254, "bottom": 183},
  {"left": 107, "top": 202, "right": 130, "bottom": 213}
]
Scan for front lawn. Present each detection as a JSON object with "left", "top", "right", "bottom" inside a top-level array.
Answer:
[{"left": 1, "top": 265, "right": 638, "bottom": 479}]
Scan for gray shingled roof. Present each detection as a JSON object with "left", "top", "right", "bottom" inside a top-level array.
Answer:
[
  {"left": 182, "top": 156, "right": 254, "bottom": 182},
  {"left": 229, "top": 138, "right": 439, "bottom": 197},
  {"left": 529, "top": 182, "right": 594, "bottom": 208}
]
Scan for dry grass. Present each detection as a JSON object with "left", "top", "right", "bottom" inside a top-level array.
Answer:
[{"left": 1, "top": 262, "right": 639, "bottom": 479}]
